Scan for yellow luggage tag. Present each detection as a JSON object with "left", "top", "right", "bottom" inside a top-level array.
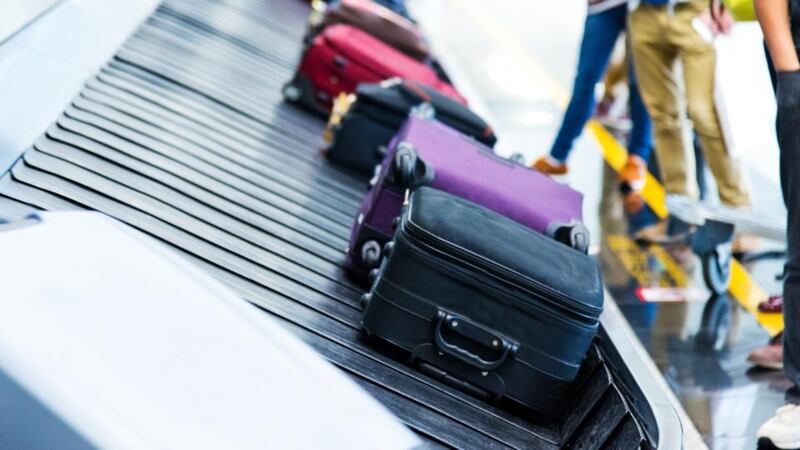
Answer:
[{"left": 324, "top": 92, "right": 357, "bottom": 144}]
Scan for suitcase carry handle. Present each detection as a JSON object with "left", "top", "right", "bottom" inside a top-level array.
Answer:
[{"left": 434, "top": 310, "right": 518, "bottom": 371}]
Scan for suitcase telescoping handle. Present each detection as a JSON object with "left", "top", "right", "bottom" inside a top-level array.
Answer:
[{"left": 434, "top": 310, "right": 518, "bottom": 371}]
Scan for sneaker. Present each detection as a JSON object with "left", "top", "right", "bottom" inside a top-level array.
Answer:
[
  {"left": 759, "top": 295, "right": 784, "bottom": 314},
  {"left": 748, "top": 334, "right": 784, "bottom": 370},
  {"left": 757, "top": 404, "right": 800, "bottom": 450},
  {"left": 531, "top": 156, "right": 568, "bottom": 176}
]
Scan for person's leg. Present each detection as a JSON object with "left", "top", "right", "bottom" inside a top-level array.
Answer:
[
  {"left": 626, "top": 51, "right": 653, "bottom": 162},
  {"left": 619, "top": 47, "right": 654, "bottom": 214},
  {"left": 673, "top": 3, "right": 752, "bottom": 208},
  {"left": 777, "top": 71, "right": 800, "bottom": 396},
  {"left": 547, "top": 5, "right": 627, "bottom": 162},
  {"left": 756, "top": 71, "right": 800, "bottom": 450},
  {"left": 629, "top": 5, "right": 693, "bottom": 197}
]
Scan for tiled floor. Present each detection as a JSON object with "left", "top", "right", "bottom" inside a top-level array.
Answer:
[{"left": 413, "top": 1, "right": 791, "bottom": 448}]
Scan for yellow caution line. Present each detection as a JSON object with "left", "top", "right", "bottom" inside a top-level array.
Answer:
[
  {"left": 730, "top": 262, "right": 783, "bottom": 335},
  {"left": 460, "top": 0, "right": 780, "bottom": 336}
]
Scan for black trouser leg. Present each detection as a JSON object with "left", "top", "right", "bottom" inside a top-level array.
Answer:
[{"left": 777, "top": 71, "right": 800, "bottom": 402}]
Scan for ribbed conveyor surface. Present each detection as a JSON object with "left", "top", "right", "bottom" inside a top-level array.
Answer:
[{"left": 0, "top": 0, "right": 658, "bottom": 448}]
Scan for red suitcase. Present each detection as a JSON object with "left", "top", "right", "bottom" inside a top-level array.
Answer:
[
  {"left": 283, "top": 24, "right": 465, "bottom": 114},
  {"left": 317, "top": 0, "right": 429, "bottom": 62}
]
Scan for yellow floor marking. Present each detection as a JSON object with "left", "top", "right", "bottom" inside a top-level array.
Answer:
[
  {"left": 607, "top": 235, "right": 660, "bottom": 287},
  {"left": 461, "top": 0, "right": 781, "bottom": 335},
  {"left": 730, "top": 262, "right": 784, "bottom": 335},
  {"left": 646, "top": 244, "right": 690, "bottom": 288},
  {"left": 607, "top": 234, "right": 688, "bottom": 288}
]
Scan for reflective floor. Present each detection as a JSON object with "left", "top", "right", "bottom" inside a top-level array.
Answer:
[{"left": 412, "top": 1, "right": 791, "bottom": 448}]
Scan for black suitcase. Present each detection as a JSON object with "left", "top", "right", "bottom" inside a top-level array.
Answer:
[
  {"left": 361, "top": 188, "right": 604, "bottom": 415},
  {"left": 326, "top": 78, "right": 496, "bottom": 174}
]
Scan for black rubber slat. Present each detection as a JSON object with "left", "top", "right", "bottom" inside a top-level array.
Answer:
[
  {"left": 72, "top": 92, "right": 360, "bottom": 220},
  {"left": 104, "top": 59, "right": 325, "bottom": 151},
  {"left": 78, "top": 81, "right": 363, "bottom": 205},
  {"left": 59, "top": 106, "right": 352, "bottom": 239},
  {"left": 93, "top": 68, "right": 360, "bottom": 188},
  {"left": 45, "top": 122, "right": 345, "bottom": 261}
]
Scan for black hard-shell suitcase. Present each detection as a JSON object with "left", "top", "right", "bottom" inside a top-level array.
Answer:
[
  {"left": 361, "top": 188, "right": 604, "bottom": 415},
  {"left": 327, "top": 78, "right": 496, "bottom": 173}
]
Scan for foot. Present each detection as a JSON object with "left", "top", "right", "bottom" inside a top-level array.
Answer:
[
  {"left": 531, "top": 156, "right": 568, "bottom": 176},
  {"left": 757, "top": 404, "right": 800, "bottom": 450},
  {"left": 619, "top": 155, "right": 647, "bottom": 214},
  {"left": 748, "top": 334, "right": 784, "bottom": 370},
  {"left": 595, "top": 94, "right": 615, "bottom": 118},
  {"left": 621, "top": 155, "right": 647, "bottom": 192},
  {"left": 622, "top": 191, "right": 645, "bottom": 215},
  {"left": 759, "top": 295, "right": 784, "bottom": 314}
]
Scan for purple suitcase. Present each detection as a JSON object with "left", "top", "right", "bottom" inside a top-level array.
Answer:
[{"left": 346, "top": 117, "right": 587, "bottom": 277}]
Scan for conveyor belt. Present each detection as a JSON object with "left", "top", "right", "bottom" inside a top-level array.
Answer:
[{"left": 0, "top": 0, "right": 664, "bottom": 448}]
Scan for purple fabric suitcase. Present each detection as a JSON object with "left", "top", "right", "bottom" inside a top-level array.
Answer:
[{"left": 346, "top": 117, "right": 587, "bottom": 277}]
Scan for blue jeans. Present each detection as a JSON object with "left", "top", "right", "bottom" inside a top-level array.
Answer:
[{"left": 550, "top": 5, "right": 653, "bottom": 163}]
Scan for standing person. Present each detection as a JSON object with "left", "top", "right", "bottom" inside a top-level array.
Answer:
[
  {"left": 751, "top": 0, "right": 800, "bottom": 446},
  {"left": 532, "top": 0, "right": 654, "bottom": 203},
  {"left": 627, "top": 0, "right": 753, "bottom": 217}
]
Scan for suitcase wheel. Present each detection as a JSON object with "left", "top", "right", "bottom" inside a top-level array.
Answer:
[
  {"left": 383, "top": 241, "right": 395, "bottom": 258},
  {"left": 394, "top": 145, "right": 417, "bottom": 187},
  {"left": 368, "top": 268, "right": 381, "bottom": 284},
  {"left": 360, "top": 240, "right": 382, "bottom": 269},
  {"left": 360, "top": 293, "right": 372, "bottom": 309},
  {"left": 701, "top": 250, "right": 732, "bottom": 296},
  {"left": 545, "top": 221, "right": 591, "bottom": 254},
  {"left": 282, "top": 82, "right": 302, "bottom": 102}
]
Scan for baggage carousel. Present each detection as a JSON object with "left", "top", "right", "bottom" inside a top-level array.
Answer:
[{"left": 0, "top": 0, "right": 684, "bottom": 448}]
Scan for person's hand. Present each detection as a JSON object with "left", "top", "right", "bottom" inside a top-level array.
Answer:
[
  {"left": 700, "top": 0, "right": 735, "bottom": 36},
  {"left": 704, "top": 0, "right": 734, "bottom": 35}
]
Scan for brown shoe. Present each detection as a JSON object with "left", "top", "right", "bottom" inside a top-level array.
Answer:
[
  {"left": 622, "top": 191, "right": 645, "bottom": 215},
  {"left": 748, "top": 336, "right": 784, "bottom": 370},
  {"left": 620, "top": 155, "right": 647, "bottom": 192},
  {"left": 759, "top": 295, "right": 784, "bottom": 314},
  {"left": 531, "top": 156, "right": 568, "bottom": 176}
]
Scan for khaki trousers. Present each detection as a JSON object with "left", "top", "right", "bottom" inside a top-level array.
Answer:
[{"left": 628, "top": 1, "right": 751, "bottom": 207}]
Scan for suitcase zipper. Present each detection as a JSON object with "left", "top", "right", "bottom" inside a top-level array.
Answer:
[
  {"left": 397, "top": 221, "right": 601, "bottom": 323},
  {"left": 398, "top": 219, "right": 602, "bottom": 322}
]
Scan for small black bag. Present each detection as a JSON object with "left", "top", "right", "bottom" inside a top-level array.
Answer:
[
  {"left": 361, "top": 188, "right": 604, "bottom": 415},
  {"left": 327, "top": 79, "right": 496, "bottom": 174}
]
